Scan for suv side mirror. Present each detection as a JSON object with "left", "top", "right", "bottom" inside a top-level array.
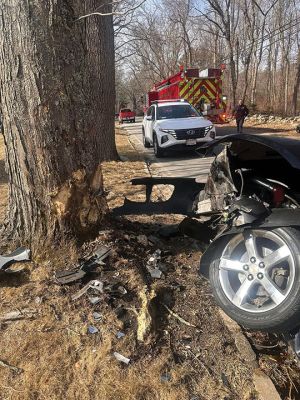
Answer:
[{"left": 146, "top": 116, "right": 152, "bottom": 121}]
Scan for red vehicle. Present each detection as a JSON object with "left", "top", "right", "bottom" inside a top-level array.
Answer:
[
  {"left": 146, "top": 66, "right": 228, "bottom": 124},
  {"left": 119, "top": 108, "right": 136, "bottom": 124}
]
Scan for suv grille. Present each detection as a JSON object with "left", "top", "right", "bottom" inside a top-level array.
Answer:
[{"left": 171, "top": 127, "right": 210, "bottom": 140}]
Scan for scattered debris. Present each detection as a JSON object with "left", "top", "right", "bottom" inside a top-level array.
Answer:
[
  {"left": 0, "top": 308, "right": 37, "bottom": 323},
  {"left": 88, "top": 326, "right": 99, "bottom": 334},
  {"left": 71, "top": 280, "right": 104, "bottom": 301},
  {"left": 89, "top": 296, "right": 101, "bottom": 305},
  {"left": 93, "top": 312, "right": 102, "bottom": 321},
  {"left": 115, "top": 286, "right": 127, "bottom": 295},
  {"left": 160, "top": 372, "right": 171, "bottom": 382},
  {"left": 55, "top": 268, "right": 86, "bottom": 285},
  {"left": 0, "top": 247, "right": 30, "bottom": 271},
  {"left": 0, "top": 359, "right": 23, "bottom": 374},
  {"left": 162, "top": 303, "right": 196, "bottom": 328},
  {"left": 116, "top": 331, "right": 125, "bottom": 339},
  {"left": 113, "top": 352, "right": 130, "bottom": 365},
  {"left": 146, "top": 250, "right": 164, "bottom": 279},
  {"left": 55, "top": 245, "right": 112, "bottom": 284}
]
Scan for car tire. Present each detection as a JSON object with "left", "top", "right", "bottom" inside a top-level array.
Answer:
[
  {"left": 142, "top": 128, "right": 151, "bottom": 148},
  {"left": 209, "top": 227, "right": 300, "bottom": 333},
  {"left": 153, "top": 134, "right": 165, "bottom": 158}
]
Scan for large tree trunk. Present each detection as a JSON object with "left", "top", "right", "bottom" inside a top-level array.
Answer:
[{"left": 0, "top": 0, "right": 117, "bottom": 246}]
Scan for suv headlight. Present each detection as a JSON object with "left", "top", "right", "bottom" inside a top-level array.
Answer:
[{"left": 160, "top": 129, "right": 176, "bottom": 134}]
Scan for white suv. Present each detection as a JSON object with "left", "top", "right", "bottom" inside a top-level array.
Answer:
[{"left": 142, "top": 100, "right": 216, "bottom": 157}]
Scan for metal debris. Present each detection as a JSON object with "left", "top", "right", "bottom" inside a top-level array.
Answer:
[
  {"left": 0, "top": 359, "right": 23, "bottom": 374},
  {"left": 71, "top": 280, "right": 104, "bottom": 301},
  {"left": 88, "top": 326, "right": 99, "bottom": 334},
  {"left": 113, "top": 352, "right": 130, "bottom": 364},
  {"left": 0, "top": 247, "right": 30, "bottom": 271}
]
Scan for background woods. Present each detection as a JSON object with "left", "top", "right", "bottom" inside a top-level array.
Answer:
[{"left": 116, "top": 0, "right": 300, "bottom": 115}]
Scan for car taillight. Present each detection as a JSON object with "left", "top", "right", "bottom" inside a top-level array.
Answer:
[{"left": 273, "top": 186, "right": 285, "bottom": 207}]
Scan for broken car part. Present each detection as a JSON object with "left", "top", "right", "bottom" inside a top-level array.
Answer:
[
  {"left": 113, "top": 177, "right": 203, "bottom": 216},
  {"left": 88, "top": 325, "right": 99, "bottom": 334},
  {"left": 113, "top": 352, "right": 130, "bottom": 365},
  {"left": 114, "top": 133, "right": 300, "bottom": 333},
  {"left": 71, "top": 280, "right": 104, "bottom": 301},
  {"left": 55, "top": 245, "right": 112, "bottom": 284},
  {"left": 0, "top": 247, "right": 30, "bottom": 271},
  {"left": 146, "top": 250, "right": 164, "bottom": 279}
]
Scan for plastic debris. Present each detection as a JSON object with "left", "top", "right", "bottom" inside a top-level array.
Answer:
[
  {"left": 0, "top": 247, "right": 30, "bottom": 271},
  {"left": 116, "top": 331, "right": 125, "bottom": 339},
  {"left": 146, "top": 250, "right": 163, "bottom": 279},
  {"left": 89, "top": 296, "right": 101, "bottom": 305},
  {"left": 93, "top": 312, "right": 102, "bottom": 321},
  {"left": 55, "top": 245, "right": 112, "bottom": 284},
  {"left": 116, "top": 286, "right": 127, "bottom": 295},
  {"left": 71, "top": 280, "right": 104, "bottom": 301},
  {"left": 113, "top": 352, "right": 130, "bottom": 364},
  {"left": 88, "top": 326, "right": 99, "bottom": 334},
  {"left": 160, "top": 372, "right": 171, "bottom": 382}
]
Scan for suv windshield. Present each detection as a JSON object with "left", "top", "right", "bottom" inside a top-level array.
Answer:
[
  {"left": 121, "top": 109, "right": 131, "bottom": 113},
  {"left": 157, "top": 104, "right": 201, "bottom": 120}
]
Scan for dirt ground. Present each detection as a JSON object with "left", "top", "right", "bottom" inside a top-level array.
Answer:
[{"left": 0, "top": 125, "right": 300, "bottom": 400}]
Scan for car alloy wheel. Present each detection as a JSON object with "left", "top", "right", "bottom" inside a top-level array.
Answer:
[
  {"left": 218, "top": 230, "right": 295, "bottom": 313},
  {"left": 209, "top": 227, "right": 300, "bottom": 332}
]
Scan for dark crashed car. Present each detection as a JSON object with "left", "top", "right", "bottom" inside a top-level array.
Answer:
[{"left": 115, "top": 134, "right": 300, "bottom": 335}]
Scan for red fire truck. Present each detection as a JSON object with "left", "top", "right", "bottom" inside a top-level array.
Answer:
[{"left": 146, "top": 66, "right": 228, "bottom": 123}]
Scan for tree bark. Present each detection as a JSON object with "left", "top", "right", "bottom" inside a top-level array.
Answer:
[
  {"left": 0, "top": 0, "right": 117, "bottom": 246},
  {"left": 292, "top": 50, "right": 300, "bottom": 116}
]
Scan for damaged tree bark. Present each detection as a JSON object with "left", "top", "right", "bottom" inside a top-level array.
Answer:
[{"left": 0, "top": 1, "right": 117, "bottom": 245}]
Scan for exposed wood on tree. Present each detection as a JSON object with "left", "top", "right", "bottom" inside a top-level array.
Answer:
[{"left": 0, "top": 0, "right": 117, "bottom": 245}]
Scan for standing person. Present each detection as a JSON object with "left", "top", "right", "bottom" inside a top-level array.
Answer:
[{"left": 234, "top": 99, "right": 249, "bottom": 133}]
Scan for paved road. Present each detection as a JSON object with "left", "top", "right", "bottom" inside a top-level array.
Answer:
[{"left": 120, "top": 117, "right": 238, "bottom": 181}]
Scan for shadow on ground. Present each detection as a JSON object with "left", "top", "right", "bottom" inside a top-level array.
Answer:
[{"left": 0, "top": 160, "right": 8, "bottom": 184}]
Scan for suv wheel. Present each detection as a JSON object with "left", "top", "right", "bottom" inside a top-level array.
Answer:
[
  {"left": 153, "top": 134, "right": 165, "bottom": 158},
  {"left": 142, "top": 128, "right": 151, "bottom": 148}
]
